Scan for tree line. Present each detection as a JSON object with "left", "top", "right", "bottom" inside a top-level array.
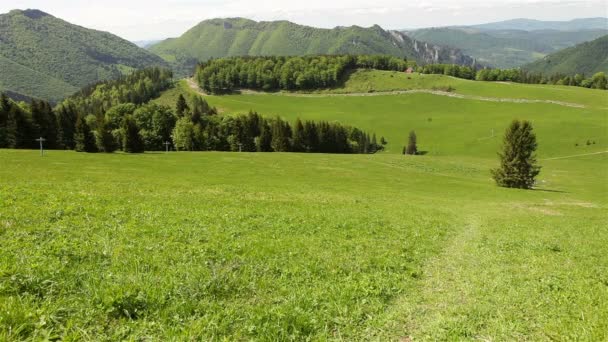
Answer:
[
  {"left": 64, "top": 67, "right": 174, "bottom": 117},
  {"left": 418, "top": 64, "right": 607, "bottom": 90},
  {"left": 195, "top": 55, "right": 411, "bottom": 93},
  {"left": 172, "top": 103, "right": 384, "bottom": 153},
  {"left": 0, "top": 91, "right": 383, "bottom": 154}
]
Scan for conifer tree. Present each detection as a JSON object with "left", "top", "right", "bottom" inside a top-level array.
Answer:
[
  {"left": 175, "top": 94, "right": 189, "bottom": 118},
  {"left": 256, "top": 121, "right": 273, "bottom": 152},
  {"left": 302, "top": 121, "right": 318, "bottom": 152},
  {"left": 491, "top": 120, "right": 541, "bottom": 189},
  {"left": 292, "top": 118, "right": 305, "bottom": 152},
  {"left": 271, "top": 118, "right": 291, "bottom": 152},
  {"left": 74, "top": 114, "right": 97, "bottom": 152},
  {"left": 0, "top": 93, "right": 9, "bottom": 148},
  {"left": 406, "top": 130, "right": 417, "bottom": 155},
  {"left": 371, "top": 133, "right": 378, "bottom": 153},
  {"left": 96, "top": 115, "right": 117, "bottom": 153},
  {"left": 30, "top": 100, "right": 59, "bottom": 149},
  {"left": 122, "top": 116, "right": 144, "bottom": 153},
  {"left": 4, "top": 105, "right": 21, "bottom": 149},
  {"left": 56, "top": 104, "right": 77, "bottom": 150}
]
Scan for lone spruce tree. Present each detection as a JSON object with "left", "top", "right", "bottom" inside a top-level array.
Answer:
[
  {"left": 405, "top": 130, "right": 417, "bottom": 155},
  {"left": 491, "top": 120, "right": 541, "bottom": 189}
]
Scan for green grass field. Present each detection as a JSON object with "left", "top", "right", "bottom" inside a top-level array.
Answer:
[
  {"left": 155, "top": 73, "right": 608, "bottom": 158},
  {"left": 2, "top": 72, "right": 608, "bottom": 340}
]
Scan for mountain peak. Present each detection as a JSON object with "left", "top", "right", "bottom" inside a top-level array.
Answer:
[{"left": 9, "top": 9, "right": 53, "bottom": 19}]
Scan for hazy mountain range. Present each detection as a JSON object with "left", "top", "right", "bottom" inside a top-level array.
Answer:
[{"left": 406, "top": 18, "right": 608, "bottom": 68}]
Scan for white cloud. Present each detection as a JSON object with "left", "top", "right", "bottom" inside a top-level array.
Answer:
[{"left": 0, "top": 0, "right": 605, "bottom": 40}]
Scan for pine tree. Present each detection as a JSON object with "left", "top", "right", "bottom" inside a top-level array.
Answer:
[
  {"left": 175, "top": 94, "right": 189, "bottom": 118},
  {"left": 122, "top": 116, "right": 144, "bottom": 153},
  {"left": 370, "top": 133, "right": 378, "bottom": 153},
  {"left": 271, "top": 118, "right": 291, "bottom": 152},
  {"left": 0, "top": 93, "right": 9, "bottom": 148},
  {"left": 96, "top": 115, "right": 117, "bottom": 153},
  {"left": 491, "top": 120, "right": 541, "bottom": 189},
  {"left": 256, "top": 121, "right": 273, "bottom": 152},
  {"left": 74, "top": 114, "right": 97, "bottom": 152},
  {"left": 56, "top": 104, "right": 77, "bottom": 150},
  {"left": 30, "top": 100, "right": 58, "bottom": 149},
  {"left": 380, "top": 136, "right": 387, "bottom": 145},
  {"left": 302, "top": 121, "right": 318, "bottom": 152},
  {"left": 292, "top": 118, "right": 305, "bottom": 152},
  {"left": 406, "top": 130, "right": 417, "bottom": 155}
]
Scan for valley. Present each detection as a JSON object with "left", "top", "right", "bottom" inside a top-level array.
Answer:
[{"left": 0, "top": 5, "right": 607, "bottom": 341}]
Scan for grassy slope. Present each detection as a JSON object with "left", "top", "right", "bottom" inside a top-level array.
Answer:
[
  {"left": 1, "top": 150, "right": 606, "bottom": 340},
  {"left": 3, "top": 73, "right": 607, "bottom": 340},
  {"left": 523, "top": 35, "right": 608, "bottom": 76},
  {"left": 0, "top": 9, "right": 167, "bottom": 101},
  {"left": 156, "top": 73, "right": 608, "bottom": 158}
]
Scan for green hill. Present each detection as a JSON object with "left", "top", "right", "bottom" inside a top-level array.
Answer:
[
  {"left": 0, "top": 9, "right": 168, "bottom": 102},
  {"left": 469, "top": 17, "right": 608, "bottom": 31},
  {"left": 523, "top": 35, "right": 608, "bottom": 76},
  {"left": 407, "top": 28, "right": 608, "bottom": 68},
  {"left": 149, "top": 18, "right": 477, "bottom": 77}
]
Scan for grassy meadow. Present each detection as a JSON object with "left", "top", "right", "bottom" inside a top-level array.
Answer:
[
  {"left": 2, "top": 72, "right": 608, "bottom": 340},
  {"left": 155, "top": 73, "right": 608, "bottom": 158}
]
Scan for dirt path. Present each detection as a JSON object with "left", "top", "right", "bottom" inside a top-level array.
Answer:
[
  {"left": 186, "top": 79, "right": 587, "bottom": 109},
  {"left": 542, "top": 151, "right": 608, "bottom": 160}
]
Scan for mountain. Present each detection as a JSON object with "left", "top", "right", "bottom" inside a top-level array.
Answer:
[
  {"left": 523, "top": 35, "right": 608, "bottom": 76},
  {"left": 133, "top": 40, "right": 162, "bottom": 48},
  {"left": 469, "top": 17, "right": 608, "bottom": 31},
  {"left": 149, "top": 18, "right": 477, "bottom": 77},
  {"left": 407, "top": 27, "right": 608, "bottom": 68},
  {"left": 0, "top": 9, "right": 168, "bottom": 102}
]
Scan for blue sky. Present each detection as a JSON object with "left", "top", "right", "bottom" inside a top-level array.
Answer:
[{"left": 1, "top": 0, "right": 606, "bottom": 40}]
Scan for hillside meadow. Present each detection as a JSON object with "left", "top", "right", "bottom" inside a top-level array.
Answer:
[
  {"left": 1, "top": 149, "right": 606, "bottom": 340},
  {"left": 2, "top": 72, "right": 607, "bottom": 340},
  {"left": 155, "top": 72, "right": 608, "bottom": 158}
]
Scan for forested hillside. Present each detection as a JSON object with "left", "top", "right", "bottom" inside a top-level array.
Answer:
[
  {"left": 0, "top": 9, "right": 168, "bottom": 102},
  {"left": 149, "top": 18, "right": 476, "bottom": 76},
  {"left": 0, "top": 66, "right": 381, "bottom": 154},
  {"left": 523, "top": 35, "right": 608, "bottom": 76},
  {"left": 195, "top": 55, "right": 410, "bottom": 93},
  {"left": 407, "top": 27, "right": 607, "bottom": 68}
]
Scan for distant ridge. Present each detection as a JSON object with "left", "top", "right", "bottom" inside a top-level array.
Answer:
[
  {"left": 406, "top": 17, "right": 608, "bottom": 68},
  {"left": 149, "top": 18, "right": 478, "bottom": 76},
  {"left": 523, "top": 35, "right": 608, "bottom": 76},
  {"left": 468, "top": 17, "right": 608, "bottom": 31},
  {"left": 0, "top": 9, "right": 169, "bottom": 102}
]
